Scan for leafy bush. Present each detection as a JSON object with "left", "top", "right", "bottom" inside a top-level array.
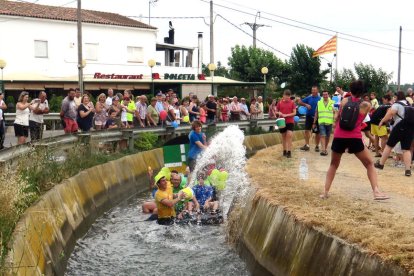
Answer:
[
  {"left": 48, "top": 94, "right": 64, "bottom": 112},
  {"left": 134, "top": 132, "right": 159, "bottom": 151}
]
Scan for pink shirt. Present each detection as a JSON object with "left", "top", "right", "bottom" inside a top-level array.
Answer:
[{"left": 334, "top": 96, "right": 365, "bottom": 139}]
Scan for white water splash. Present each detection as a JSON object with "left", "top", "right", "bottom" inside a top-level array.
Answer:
[{"left": 190, "top": 125, "right": 250, "bottom": 214}]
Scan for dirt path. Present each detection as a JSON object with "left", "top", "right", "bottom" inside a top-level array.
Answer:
[
  {"left": 299, "top": 144, "right": 414, "bottom": 218},
  {"left": 247, "top": 140, "right": 414, "bottom": 272}
]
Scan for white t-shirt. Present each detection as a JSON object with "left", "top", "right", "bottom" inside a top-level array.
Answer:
[
  {"left": 121, "top": 107, "right": 127, "bottom": 122},
  {"left": 29, "top": 99, "right": 49, "bottom": 123},
  {"left": 105, "top": 96, "right": 113, "bottom": 106},
  {"left": 391, "top": 100, "right": 408, "bottom": 126}
]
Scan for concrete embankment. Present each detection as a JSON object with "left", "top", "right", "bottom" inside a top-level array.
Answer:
[
  {"left": 7, "top": 129, "right": 408, "bottom": 275},
  {"left": 229, "top": 193, "right": 408, "bottom": 276},
  {"left": 5, "top": 149, "right": 164, "bottom": 275}
]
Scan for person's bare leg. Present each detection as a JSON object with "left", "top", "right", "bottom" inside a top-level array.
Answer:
[
  {"left": 321, "top": 151, "right": 342, "bottom": 198},
  {"left": 374, "top": 135, "right": 380, "bottom": 155},
  {"left": 355, "top": 148, "right": 388, "bottom": 199},
  {"left": 320, "top": 135, "right": 326, "bottom": 152},
  {"left": 286, "top": 130, "right": 293, "bottom": 151},
  {"left": 304, "top": 130, "right": 310, "bottom": 145},
  {"left": 282, "top": 132, "right": 287, "bottom": 151},
  {"left": 314, "top": 133, "right": 320, "bottom": 148},
  {"left": 380, "top": 136, "right": 388, "bottom": 153},
  {"left": 379, "top": 145, "right": 393, "bottom": 165},
  {"left": 402, "top": 150, "right": 412, "bottom": 170}
]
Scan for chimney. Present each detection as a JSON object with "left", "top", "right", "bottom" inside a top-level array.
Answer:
[{"left": 198, "top": 32, "right": 203, "bottom": 75}]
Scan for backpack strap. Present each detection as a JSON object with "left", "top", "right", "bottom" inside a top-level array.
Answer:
[{"left": 394, "top": 101, "right": 408, "bottom": 120}]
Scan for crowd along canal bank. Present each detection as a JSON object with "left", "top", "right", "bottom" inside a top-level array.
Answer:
[{"left": 4, "top": 130, "right": 410, "bottom": 275}]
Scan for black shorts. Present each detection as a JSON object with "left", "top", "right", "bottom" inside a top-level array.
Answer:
[
  {"left": 279, "top": 123, "right": 294, "bottom": 133},
  {"left": 305, "top": 116, "right": 319, "bottom": 133},
  {"left": 387, "top": 121, "right": 414, "bottom": 150},
  {"left": 331, "top": 137, "right": 365, "bottom": 154},
  {"left": 157, "top": 217, "right": 174, "bottom": 225},
  {"left": 14, "top": 123, "right": 29, "bottom": 137}
]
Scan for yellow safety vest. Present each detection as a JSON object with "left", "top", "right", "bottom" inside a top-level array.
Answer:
[{"left": 317, "top": 99, "right": 334, "bottom": 125}]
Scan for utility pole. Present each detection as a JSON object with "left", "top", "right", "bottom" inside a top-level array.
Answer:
[
  {"left": 397, "top": 26, "right": 402, "bottom": 91},
  {"left": 77, "top": 0, "right": 84, "bottom": 94},
  {"left": 148, "top": 0, "right": 158, "bottom": 25},
  {"left": 243, "top": 12, "right": 270, "bottom": 48},
  {"left": 210, "top": 0, "right": 214, "bottom": 64}
]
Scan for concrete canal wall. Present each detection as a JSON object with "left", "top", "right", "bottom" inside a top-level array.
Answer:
[{"left": 7, "top": 130, "right": 406, "bottom": 275}]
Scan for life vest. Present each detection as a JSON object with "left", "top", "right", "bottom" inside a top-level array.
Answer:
[{"left": 317, "top": 98, "right": 334, "bottom": 125}]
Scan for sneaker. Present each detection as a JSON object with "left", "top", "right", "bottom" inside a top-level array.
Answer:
[
  {"left": 374, "top": 160, "right": 384, "bottom": 170},
  {"left": 315, "top": 146, "right": 320, "bottom": 152},
  {"left": 320, "top": 151, "right": 328, "bottom": 156},
  {"left": 286, "top": 151, "right": 292, "bottom": 158},
  {"left": 283, "top": 150, "right": 287, "bottom": 156},
  {"left": 374, "top": 153, "right": 382, "bottom": 158},
  {"left": 405, "top": 170, "right": 412, "bottom": 177},
  {"left": 300, "top": 145, "right": 310, "bottom": 151}
]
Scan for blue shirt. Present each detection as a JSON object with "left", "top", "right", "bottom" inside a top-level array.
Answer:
[
  {"left": 188, "top": 130, "right": 204, "bottom": 160},
  {"left": 192, "top": 185, "right": 213, "bottom": 206},
  {"left": 302, "top": 95, "right": 321, "bottom": 117}
]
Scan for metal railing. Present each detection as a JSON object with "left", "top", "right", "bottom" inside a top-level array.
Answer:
[{"left": 0, "top": 118, "right": 293, "bottom": 165}]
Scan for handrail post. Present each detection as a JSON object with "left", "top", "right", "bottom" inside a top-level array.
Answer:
[
  {"left": 77, "top": 133, "right": 91, "bottom": 154},
  {"left": 122, "top": 129, "right": 135, "bottom": 151}
]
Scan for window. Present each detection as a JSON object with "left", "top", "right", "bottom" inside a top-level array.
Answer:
[
  {"left": 85, "top": 43, "right": 98, "bottom": 61},
  {"left": 127, "top": 46, "right": 143, "bottom": 63},
  {"left": 34, "top": 40, "right": 48, "bottom": 58}
]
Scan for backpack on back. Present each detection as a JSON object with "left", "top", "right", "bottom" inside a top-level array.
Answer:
[
  {"left": 339, "top": 97, "right": 362, "bottom": 131},
  {"left": 395, "top": 101, "right": 414, "bottom": 125}
]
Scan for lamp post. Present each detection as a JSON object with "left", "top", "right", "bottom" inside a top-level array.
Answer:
[
  {"left": 261, "top": 66, "right": 268, "bottom": 100},
  {"left": 208, "top": 63, "right": 216, "bottom": 96},
  {"left": 148, "top": 59, "right": 156, "bottom": 95},
  {"left": 0, "top": 59, "right": 6, "bottom": 96}
]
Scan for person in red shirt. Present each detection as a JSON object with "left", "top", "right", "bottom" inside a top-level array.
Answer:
[{"left": 276, "top": 89, "right": 297, "bottom": 158}]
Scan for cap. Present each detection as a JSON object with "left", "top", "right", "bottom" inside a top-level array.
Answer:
[
  {"left": 208, "top": 94, "right": 214, "bottom": 97},
  {"left": 156, "top": 92, "right": 163, "bottom": 96},
  {"left": 123, "top": 96, "right": 130, "bottom": 100},
  {"left": 154, "top": 173, "right": 165, "bottom": 184}
]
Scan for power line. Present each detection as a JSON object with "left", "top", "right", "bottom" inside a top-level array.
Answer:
[
  {"left": 202, "top": 0, "right": 414, "bottom": 53},
  {"left": 216, "top": 14, "right": 290, "bottom": 57}
]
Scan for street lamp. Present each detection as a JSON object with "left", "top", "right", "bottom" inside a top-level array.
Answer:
[
  {"left": 261, "top": 66, "right": 268, "bottom": 99},
  {"left": 0, "top": 59, "right": 6, "bottom": 96},
  {"left": 148, "top": 59, "right": 156, "bottom": 95},
  {"left": 208, "top": 63, "right": 216, "bottom": 96}
]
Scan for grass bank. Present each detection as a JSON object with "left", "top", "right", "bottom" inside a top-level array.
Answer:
[
  {"left": 0, "top": 145, "right": 139, "bottom": 270},
  {"left": 247, "top": 141, "right": 414, "bottom": 273}
]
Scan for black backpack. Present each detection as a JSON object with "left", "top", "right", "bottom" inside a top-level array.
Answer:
[
  {"left": 339, "top": 97, "right": 362, "bottom": 131},
  {"left": 395, "top": 101, "right": 414, "bottom": 125}
]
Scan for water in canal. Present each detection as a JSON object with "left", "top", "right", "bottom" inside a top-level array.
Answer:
[{"left": 66, "top": 126, "right": 251, "bottom": 275}]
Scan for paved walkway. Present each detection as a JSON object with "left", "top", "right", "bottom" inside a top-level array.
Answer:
[{"left": 2, "top": 126, "right": 64, "bottom": 148}]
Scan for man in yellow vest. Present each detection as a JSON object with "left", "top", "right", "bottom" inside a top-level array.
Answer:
[{"left": 313, "top": 90, "right": 336, "bottom": 156}]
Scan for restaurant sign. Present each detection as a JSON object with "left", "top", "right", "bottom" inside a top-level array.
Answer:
[{"left": 93, "top": 72, "right": 206, "bottom": 81}]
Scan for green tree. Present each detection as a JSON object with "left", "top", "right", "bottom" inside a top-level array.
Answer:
[
  {"left": 202, "top": 61, "right": 229, "bottom": 78},
  {"left": 333, "top": 68, "right": 356, "bottom": 91},
  {"left": 227, "top": 45, "right": 285, "bottom": 83},
  {"left": 353, "top": 63, "right": 393, "bottom": 96},
  {"left": 287, "top": 44, "right": 329, "bottom": 96}
]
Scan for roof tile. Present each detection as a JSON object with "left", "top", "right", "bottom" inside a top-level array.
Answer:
[{"left": 0, "top": 0, "right": 156, "bottom": 30}]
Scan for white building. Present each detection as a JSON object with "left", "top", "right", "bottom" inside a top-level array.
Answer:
[{"left": 0, "top": 1, "right": 260, "bottom": 100}]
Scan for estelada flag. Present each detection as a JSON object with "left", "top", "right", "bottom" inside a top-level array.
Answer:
[{"left": 312, "top": 36, "right": 337, "bottom": 58}]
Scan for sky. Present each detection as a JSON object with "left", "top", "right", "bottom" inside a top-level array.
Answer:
[{"left": 22, "top": 0, "right": 414, "bottom": 85}]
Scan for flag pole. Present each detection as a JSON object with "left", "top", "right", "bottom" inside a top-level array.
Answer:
[{"left": 335, "top": 33, "right": 338, "bottom": 78}]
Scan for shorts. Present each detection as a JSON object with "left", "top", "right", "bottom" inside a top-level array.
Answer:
[
  {"left": 319, "top": 124, "right": 332, "bottom": 137},
  {"left": 331, "top": 137, "right": 365, "bottom": 154},
  {"left": 305, "top": 116, "right": 319, "bottom": 133},
  {"left": 387, "top": 121, "right": 414, "bottom": 150},
  {"left": 279, "top": 123, "right": 294, "bottom": 133},
  {"left": 361, "top": 122, "right": 371, "bottom": 132},
  {"left": 14, "top": 123, "right": 29, "bottom": 137},
  {"left": 370, "top": 124, "right": 387, "bottom": 137},
  {"left": 188, "top": 157, "right": 196, "bottom": 172},
  {"left": 64, "top": 118, "right": 78, "bottom": 133}
]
